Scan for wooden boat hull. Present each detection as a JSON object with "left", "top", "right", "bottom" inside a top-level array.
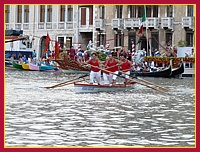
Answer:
[
  {"left": 131, "top": 66, "right": 172, "bottom": 77},
  {"left": 55, "top": 57, "right": 90, "bottom": 72},
  {"left": 74, "top": 82, "right": 136, "bottom": 93},
  {"left": 22, "top": 62, "right": 30, "bottom": 70},
  {"left": 12, "top": 61, "right": 23, "bottom": 69},
  {"left": 29, "top": 63, "right": 40, "bottom": 71},
  {"left": 62, "top": 69, "right": 89, "bottom": 74},
  {"left": 171, "top": 63, "right": 184, "bottom": 77}
]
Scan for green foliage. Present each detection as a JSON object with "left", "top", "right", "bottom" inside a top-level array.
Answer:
[
  {"left": 97, "top": 52, "right": 107, "bottom": 61},
  {"left": 178, "top": 40, "right": 188, "bottom": 47}
]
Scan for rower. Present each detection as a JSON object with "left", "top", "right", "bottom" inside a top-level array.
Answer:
[
  {"left": 104, "top": 53, "right": 120, "bottom": 86},
  {"left": 83, "top": 52, "right": 102, "bottom": 85},
  {"left": 119, "top": 55, "right": 132, "bottom": 85}
]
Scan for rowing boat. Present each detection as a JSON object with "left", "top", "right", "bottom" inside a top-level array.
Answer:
[
  {"left": 74, "top": 82, "right": 136, "bottom": 93},
  {"left": 29, "top": 63, "right": 40, "bottom": 71},
  {"left": 22, "top": 62, "right": 30, "bottom": 70},
  {"left": 62, "top": 69, "right": 89, "bottom": 74},
  {"left": 29, "top": 63, "right": 61, "bottom": 72},
  {"left": 12, "top": 61, "right": 23, "bottom": 69},
  {"left": 171, "top": 63, "right": 184, "bottom": 77},
  {"left": 131, "top": 65, "right": 172, "bottom": 77}
]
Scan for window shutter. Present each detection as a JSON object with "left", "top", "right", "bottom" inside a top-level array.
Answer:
[
  {"left": 89, "top": 7, "right": 93, "bottom": 25},
  {"left": 81, "top": 8, "right": 86, "bottom": 25}
]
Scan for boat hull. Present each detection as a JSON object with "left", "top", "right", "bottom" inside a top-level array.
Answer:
[
  {"left": 171, "top": 63, "right": 184, "bottom": 77},
  {"left": 74, "top": 82, "right": 136, "bottom": 93},
  {"left": 131, "top": 66, "right": 172, "bottom": 77},
  {"left": 22, "top": 62, "right": 30, "bottom": 70},
  {"left": 29, "top": 63, "right": 40, "bottom": 71},
  {"left": 12, "top": 61, "right": 23, "bottom": 69},
  {"left": 62, "top": 69, "right": 89, "bottom": 74}
]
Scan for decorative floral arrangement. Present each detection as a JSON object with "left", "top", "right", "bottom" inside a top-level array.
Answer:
[{"left": 144, "top": 56, "right": 195, "bottom": 68}]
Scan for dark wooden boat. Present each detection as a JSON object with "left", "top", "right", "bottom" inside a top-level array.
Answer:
[
  {"left": 131, "top": 65, "right": 172, "bottom": 77},
  {"left": 170, "top": 63, "right": 184, "bottom": 77},
  {"left": 55, "top": 56, "right": 90, "bottom": 72}
]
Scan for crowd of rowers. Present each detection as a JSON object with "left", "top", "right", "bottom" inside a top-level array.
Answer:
[{"left": 81, "top": 52, "right": 133, "bottom": 86}]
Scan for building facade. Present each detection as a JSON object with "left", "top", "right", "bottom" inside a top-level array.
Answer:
[{"left": 5, "top": 4, "right": 195, "bottom": 57}]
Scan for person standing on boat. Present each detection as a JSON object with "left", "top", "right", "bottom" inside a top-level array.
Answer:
[
  {"left": 119, "top": 55, "right": 132, "bottom": 85},
  {"left": 83, "top": 52, "right": 102, "bottom": 85},
  {"left": 28, "top": 55, "right": 32, "bottom": 64},
  {"left": 22, "top": 55, "right": 27, "bottom": 63},
  {"left": 104, "top": 53, "right": 120, "bottom": 86},
  {"left": 32, "top": 50, "right": 36, "bottom": 58},
  {"left": 102, "top": 60, "right": 112, "bottom": 85},
  {"left": 69, "top": 46, "right": 76, "bottom": 60}
]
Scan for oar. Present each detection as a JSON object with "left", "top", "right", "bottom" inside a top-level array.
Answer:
[
  {"left": 119, "top": 70, "right": 170, "bottom": 92},
  {"left": 50, "top": 77, "right": 90, "bottom": 88},
  {"left": 44, "top": 74, "right": 89, "bottom": 89},
  {"left": 86, "top": 64, "right": 167, "bottom": 93}
]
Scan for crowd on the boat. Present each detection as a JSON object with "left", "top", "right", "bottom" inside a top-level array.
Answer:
[{"left": 5, "top": 49, "right": 58, "bottom": 67}]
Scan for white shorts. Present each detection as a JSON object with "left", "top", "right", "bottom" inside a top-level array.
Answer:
[
  {"left": 103, "top": 73, "right": 113, "bottom": 84},
  {"left": 90, "top": 71, "right": 101, "bottom": 84},
  {"left": 109, "top": 71, "right": 119, "bottom": 80},
  {"left": 121, "top": 71, "right": 130, "bottom": 79}
]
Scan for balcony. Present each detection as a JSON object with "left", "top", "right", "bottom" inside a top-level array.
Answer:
[
  {"left": 66, "top": 22, "right": 73, "bottom": 29},
  {"left": 58, "top": 23, "right": 65, "bottom": 29},
  {"left": 182, "top": 17, "right": 194, "bottom": 30},
  {"left": 23, "top": 23, "right": 29, "bottom": 30},
  {"left": 112, "top": 18, "right": 124, "bottom": 30},
  {"left": 161, "top": 17, "right": 174, "bottom": 30},
  {"left": 15, "top": 23, "right": 22, "bottom": 30},
  {"left": 5, "top": 24, "right": 10, "bottom": 30},
  {"left": 46, "top": 23, "right": 52, "bottom": 29},
  {"left": 147, "top": 18, "right": 159, "bottom": 29},
  {"left": 38, "top": 23, "right": 45, "bottom": 29},
  {"left": 95, "top": 19, "right": 106, "bottom": 31},
  {"left": 124, "top": 18, "right": 140, "bottom": 29}
]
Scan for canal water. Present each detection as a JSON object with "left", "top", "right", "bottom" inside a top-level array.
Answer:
[{"left": 5, "top": 68, "right": 195, "bottom": 147}]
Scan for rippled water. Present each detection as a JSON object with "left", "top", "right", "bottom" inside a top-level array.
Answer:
[{"left": 5, "top": 68, "right": 195, "bottom": 147}]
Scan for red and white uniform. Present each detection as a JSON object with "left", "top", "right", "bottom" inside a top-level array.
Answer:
[
  {"left": 121, "top": 59, "right": 131, "bottom": 79},
  {"left": 88, "top": 59, "right": 101, "bottom": 84},
  {"left": 106, "top": 59, "right": 119, "bottom": 80},
  {"left": 102, "top": 61, "right": 112, "bottom": 85}
]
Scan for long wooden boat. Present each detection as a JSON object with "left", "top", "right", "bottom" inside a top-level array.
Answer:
[
  {"left": 55, "top": 56, "right": 90, "bottom": 72},
  {"left": 131, "top": 65, "right": 172, "bottom": 77},
  {"left": 12, "top": 61, "right": 23, "bottom": 69},
  {"left": 74, "top": 82, "right": 136, "bottom": 93},
  {"left": 171, "top": 63, "right": 184, "bottom": 77},
  {"left": 39, "top": 65, "right": 55, "bottom": 71},
  {"left": 62, "top": 69, "right": 89, "bottom": 74},
  {"left": 29, "top": 63, "right": 61, "bottom": 72},
  {"left": 22, "top": 62, "right": 30, "bottom": 70},
  {"left": 29, "top": 63, "right": 40, "bottom": 71}
]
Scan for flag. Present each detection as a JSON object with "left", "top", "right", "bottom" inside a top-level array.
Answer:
[
  {"left": 44, "top": 33, "right": 51, "bottom": 53},
  {"left": 55, "top": 41, "right": 60, "bottom": 60},
  {"left": 138, "top": 7, "right": 146, "bottom": 34}
]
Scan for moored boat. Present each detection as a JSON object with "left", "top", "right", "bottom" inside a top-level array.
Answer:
[
  {"left": 171, "top": 63, "right": 184, "bottom": 77},
  {"left": 29, "top": 63, "right": 62, "bottom": 72},
  {"left": 74, "top": 82, "right": 136, "bottom": 93},
  {"left": 62, "top": 69, "right": 89, "bottom": 74},
  {"left": 12, "top": 61, "right": 23, "bottom": 69},
  {"left": 29, "top": 63, "right": 40, "bottom": 71},
  {"left": 22, "top": 62, "right": 30, "bottom": 70},
  {"left": 55, "top": 57, "right": 90, "bottom": 72},
  {"left": 131, "top": 65, "right": 172, "bottom": 77}
]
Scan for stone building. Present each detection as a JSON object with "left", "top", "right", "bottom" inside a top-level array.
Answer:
[{"left": 5, "top": 4, "right": 195, "bottom": 57}]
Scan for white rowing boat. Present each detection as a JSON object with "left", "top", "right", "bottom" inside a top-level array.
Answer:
[{"left": 74, "top": 82, "right": 136, "bottom": 93}]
